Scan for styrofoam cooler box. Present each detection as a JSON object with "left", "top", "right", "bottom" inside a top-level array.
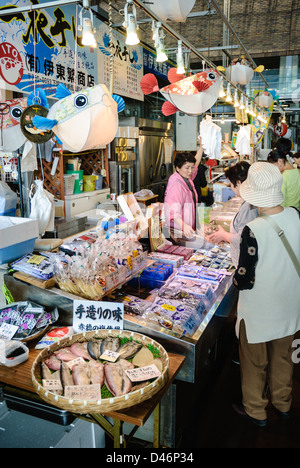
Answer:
[{"left": 0, "top": 216, "right": 39, "bottom": 265}]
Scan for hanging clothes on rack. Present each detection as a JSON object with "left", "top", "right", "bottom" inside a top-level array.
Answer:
[
  {"left": 199, "top": 115, "right": 222, "bottom": 159},
  {"left": 235, "top": 125, "right": 252, "bottom": 156}
]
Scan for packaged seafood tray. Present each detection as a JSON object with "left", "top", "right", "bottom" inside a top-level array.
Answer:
[
  {"left": 177, "top": 265, "right": 225, "bottom": 284},
  {"left": 11, "top": 253, "right": 55, "bottom": 281},
  {"left": 31, "top": 330, "right": 169, "bottom": 414}
]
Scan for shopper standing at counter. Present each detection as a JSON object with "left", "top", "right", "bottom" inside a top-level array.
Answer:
[
  {"left": 267, "top": 149, "right": 300, "bottom": 209},
  {"left": 164, "top": 145, "right": 203, "bottom": 240},
  {"left": 207, "top": 161, "right": 258, "bottom": 267},
  {"left": 232, "top": 162, "right": 300, "bottom": 427}
]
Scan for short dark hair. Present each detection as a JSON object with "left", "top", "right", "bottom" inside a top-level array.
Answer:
[
  {"left": 275, "top": 137, "right": 292, "bottom": 156},
  {"left": 267, "top": 149, "right": 287, "bottom": 163},
  {"left": 224, "top": 161, "right": 250, "bottom": 187},
  {"left": 174, "top": 152, "right": 196, "bottom": 169},
  {"left": 293, "top": 152, "right": 300, "bottom": 159}
]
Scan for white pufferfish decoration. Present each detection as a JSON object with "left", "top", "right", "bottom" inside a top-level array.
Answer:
[{"left": 32, "top": 84, "right": 125, "bottom": 153}]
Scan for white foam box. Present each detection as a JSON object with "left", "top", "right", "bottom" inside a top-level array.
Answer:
[{"left": 0, "top": 216, "right": 39, "bottom": 265}]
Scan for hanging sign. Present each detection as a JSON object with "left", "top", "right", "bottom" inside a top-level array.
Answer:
[
  {"left": 96, "top": 21, "right": 144, "bottom": 101},
  {"left": 0, "top": 0, "right": 97, "bottom": 96},
  {"left": 73, "top": 299, "right": 124, "bottom": 333},
  {"left": 252, "top": 89, "right": 274, "bottom": 147}
]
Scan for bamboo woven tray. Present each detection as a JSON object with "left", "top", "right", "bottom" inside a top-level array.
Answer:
[{"left": 31, "top": 329, "right": 169, "bottom": 414}]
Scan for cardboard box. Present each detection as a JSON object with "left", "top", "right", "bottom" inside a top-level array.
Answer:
[{"left": 0, "top": 216, "right": 39, "bottom": 265}]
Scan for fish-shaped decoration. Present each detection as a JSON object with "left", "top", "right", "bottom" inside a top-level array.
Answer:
[
  {"left": 254, "top": 90, "right": 274, "bottom": 108},
  {"left": 218, "top": 58, "right": 264, "bottom": 86},
  {"left": 0, "top": 97, "right": 27, "bottom": 151},
  {"left": 140, "top": 68, "right": 221, "bottom": 116},
  {"left": 32, "top": 84, "right": 125, "bottom": 153}
]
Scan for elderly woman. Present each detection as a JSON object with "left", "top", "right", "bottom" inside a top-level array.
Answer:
[
  {"left": 232, "top": 162, "right": 300, "bottom": 427},
  {"left": 164, "top": 148, "right": 202, "bottom": 239}
]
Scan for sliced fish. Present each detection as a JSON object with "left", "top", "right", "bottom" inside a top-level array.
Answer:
[
  {"left": 101, "top": 336, "right": 120, "bottom": 354},
  {"left": 45, "top": 355, "right": 61, "bottom": 371},
  {"left": 88, "top": 360, "right": 104, "bottom": 387},
  {"left": 41, "top": 362, "right": 63, "bottom": 395},
  {"left": 87, "top": 338, "right": 103, "bottom": 360},
  {"left": 54, "top": 347, "right": 78, "bottom": 362},
  {"left": 72, "top": 362, "right": 90, "bottom": 386},
  {"left": 117, "top": 341, "right": 142, "bottom": 360},
  {"left": 60, "top": 362, "right": 74, "bottom": 388},
  {"left": 104, "top": 359, "right": 134, "bottom": 397},
  {"left": 70, "top": 342, "right": 92, "bottom": 361}
]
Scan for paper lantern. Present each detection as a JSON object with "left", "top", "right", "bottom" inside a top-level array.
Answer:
[
  {"left": 148, "top": 0, "right": 196, "bottom": 22},
  {"left": 140, "top": 68, "right": 221, "bottom": 116},
  {"left": 225, "top": 63, "right": 254, "bottom": 85},
  {"left": 274, "top": 122, "right": 288, "bottom": 137},
  {"left": 254, "top": 91, "right": 273, "bottom": 108},
  {"left": 0, "top": 97, "right": 27, "bottom": 151},
  {"left": 32, "top": 84, "right": 125, "bottom": 153}
]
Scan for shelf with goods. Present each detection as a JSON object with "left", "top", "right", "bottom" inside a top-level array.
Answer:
[{"left": 34, "top": 145, "right": 110, "bottom": 202}]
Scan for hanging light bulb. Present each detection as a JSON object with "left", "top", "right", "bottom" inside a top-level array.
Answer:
[
  {"left": 176, "top": 40, "right": 185, "bottom": 74},
  {"left": 218, "top": 78, "right": 226, "bottom": 98},
  {"left": 154, "top": 23, "right": 168, "bottom": 63},
  {"left": 79, "top": 1, "right": 97, "bottom": 48},
  {"left": 245, "top": 100, "right": 251, "bottom": 114},
  {"left": 225, "top": 83, "right": 232, "bottom": 102},
  {"left": 123, "top": 0, "right": 140, "bottom": 46},
  {"left": 281, "top": 113, "right": 286, "bottom": 124},
  {"left": 239, "top": 95, "right": 245, "bottom": 110},
  {"left": 233, "top": 89, "right": 240, "bottom": 107}
]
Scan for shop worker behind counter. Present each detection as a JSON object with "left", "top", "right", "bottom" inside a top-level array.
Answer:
[
  {"left": 232, "top": 161, "right": 300, "bottom": 428},
  {"left": 164, "top": 144, "right": 203, "bottom": 241}
]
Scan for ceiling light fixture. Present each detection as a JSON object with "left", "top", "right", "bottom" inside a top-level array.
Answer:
[
  {"left": 218, "top": 78, "right": 226, "bottom": 98},
  {"left": 123, "top": 0, "right": 140, "bottom": 46},
  {"left": 154, "top": 22, "right": 168, "bottom": 63},
  {"left": 176, "top": 40, "right": 185, "bottom": 74},
  {"left": 233, "top": 89, "right": 240, "bottom": 107},
  {"left": 78, "top": 0, "right": 97, "bottom": 48},
  {"left": 225, "top": 83, "right": 232, "bottom": 102}
]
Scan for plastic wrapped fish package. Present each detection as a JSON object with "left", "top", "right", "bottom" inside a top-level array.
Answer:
[
  {"left": 120, "top": 294, "right": 151, "bottom": 316},
  {"left": 0, "top": 302, "right": 58, "bottom": 340},
  {"left": 11, "top": 253, "right": 56, "bottom": 280},
  {"left": 177, "top": 264, "right": 225, "bottom": 284},
  {"left": 143, "top": 297, "right": 196, "bottom": 335}
]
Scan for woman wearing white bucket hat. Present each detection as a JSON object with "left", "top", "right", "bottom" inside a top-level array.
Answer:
[{"left": 232, "top": 161, "right": 300, "bottom": 427}]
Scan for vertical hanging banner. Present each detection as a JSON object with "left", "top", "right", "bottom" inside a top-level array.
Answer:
[
  {"left": 252, "top": 89, "right": 274, "bottom": 147},
  {"left": 0, "top": 0, "right": 97, "bottom": 96},
  {"left": 96, "top": 21, "right": 144, "bottom": 101}
]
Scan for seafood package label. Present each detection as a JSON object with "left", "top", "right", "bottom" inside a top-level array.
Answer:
[{"left": 125, "top": 364, "right": 162, "bottom": 383}]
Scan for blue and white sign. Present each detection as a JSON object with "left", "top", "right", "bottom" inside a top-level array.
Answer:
[{"left": 0, "top": 0, "right": 97, "bottom": 96}]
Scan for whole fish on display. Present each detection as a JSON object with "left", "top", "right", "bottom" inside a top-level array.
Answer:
[
  {"left": 87, "top": 338, "right": 103, "bottom": 360},
  {"left": 60, "top": 361, "right": 74, "bottom": 389},
  {"left": 45, "top": 354, "right": 62, "bottom": 371},
  {"left": 104, "top": 359, "right": 134, "bottom": 397},
  {"left": 101, "top": 336, "right": 120, "bottom": 355},
  {"left": 140, "top": 68, "right": 221, "bottom": 116},
  {"left": 117, "top": 341, "right": 142, "bottom": 360},
  {"left": 72, "top": 362, "right": 91, "bottom": 386},
  {"left": 70, "top": 342, "right": 92, "bottom": 361},
  {"left": 41, "top": 362, "right": 63, "bottom": 395},
  {"left": 31, "top": 83, "right": 125, "bottom": 152},
  {"left": 54, "top": 347, "right": 78, "bottom": 362}
]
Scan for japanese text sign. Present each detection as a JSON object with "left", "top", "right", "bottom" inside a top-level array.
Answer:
[{"left": 73, "top": 300, "right": 124, "bottom": 333}]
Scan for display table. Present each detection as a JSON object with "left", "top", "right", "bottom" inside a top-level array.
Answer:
[{"left": 0, "top": 343, "right": 185, "bottom": 448}]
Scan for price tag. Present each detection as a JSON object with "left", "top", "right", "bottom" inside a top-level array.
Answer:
[
  {"left": 132, "top": 252, "right": 147, "bottom": 273},
  {"left": 0, "top": 323, "right": 18, "bottom": 340},
  {"left": 65, "top": 357, "right": 85, "bottom": 370},
  {"left": 27, "top": 255, "right": 45, "bottom": 265},
  {"left": 64, "top": 384, "right": 101, "bottom": 401},
  {"left": 105, "top": 266, "right": 126, "bottom": 291},
  {"left": 42, "top": 379, "right": 63, "bottom": 391},
  {"left": 100, "top": 349, "right": 119, "bottom": 362},
  {"left": 161, "top": 304, "right": 176, "bottom": 312},
  {"left": 125, "top": 364, "right": 162, "bottom": 382}
]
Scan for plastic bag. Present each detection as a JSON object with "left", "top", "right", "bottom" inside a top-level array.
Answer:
[
  {"left": 30, "top": 179, "right": 54, "bottom": 235},
  {"left": 0, "top": 181, "right": 17, "bottom": 216}
]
